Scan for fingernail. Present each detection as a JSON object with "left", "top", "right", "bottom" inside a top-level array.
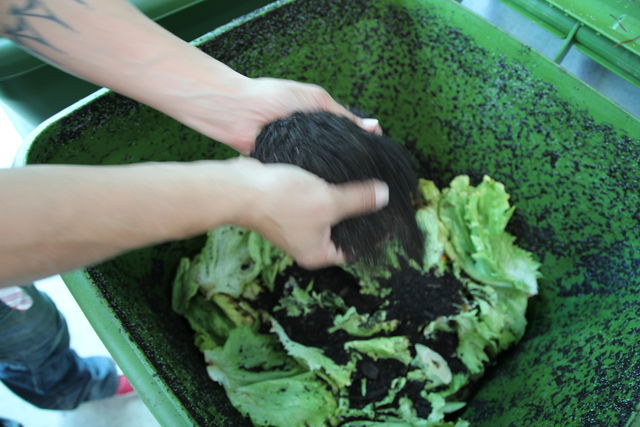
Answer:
[
  {"left": 374, "top": 181, "right": 389, "bottom": 209},
  {"left": 362, "top": 118, "right": 383, "bottom": 135}
]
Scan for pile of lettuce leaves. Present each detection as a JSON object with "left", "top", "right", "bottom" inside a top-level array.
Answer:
[{"left": 172, "top": 175, "right": 541, "bottom": 426}]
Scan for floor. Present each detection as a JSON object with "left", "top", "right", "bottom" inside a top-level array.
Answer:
[{"left": 0, "top": 1, "right": 638, "bottom": 426}]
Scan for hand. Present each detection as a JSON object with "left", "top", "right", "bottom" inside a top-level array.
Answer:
[
  {"left": 168, "top": 77, "right": 382, "bottom": 154},
  {"left": 229, "top": 158, "right": 389, "bottom": 268}
]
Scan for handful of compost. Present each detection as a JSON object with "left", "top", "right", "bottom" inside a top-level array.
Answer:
[
  {"left": 172, "top": 175, "right": 541, "bottom": 426},
  {"left": 251, "top": 111, "right": 423, "bottom": 264}
]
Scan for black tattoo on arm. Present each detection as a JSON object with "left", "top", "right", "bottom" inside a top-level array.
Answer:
[{"left": 2, "top": 0, "right": 90, "bottom": 53}]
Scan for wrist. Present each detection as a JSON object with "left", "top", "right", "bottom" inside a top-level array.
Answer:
[
  {"left": 179, "top": 158, "right": 264, "bottom": 234},
  {"left": 131, "top": 46, "right": 249, "bottom": 110}
]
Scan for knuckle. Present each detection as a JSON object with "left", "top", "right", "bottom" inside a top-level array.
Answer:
[
  {"left": 296, "top": 255, "right": 319, "bottom": 269},
  {"left": 309, "top": 86, "right": 332, "bottom": 106},
  {"left": 361, "top": 182, "right": 377, "bottom": 210}
]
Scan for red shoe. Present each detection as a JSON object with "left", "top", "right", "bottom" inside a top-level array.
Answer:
[{"left": 115, "top": 375, "right": 135, "bottom": 396}]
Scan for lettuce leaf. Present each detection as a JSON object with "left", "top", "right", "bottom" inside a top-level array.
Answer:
[
  {"left": 408, "top": 344, "right": 453, "bottom": 387},
  {"left": 205, "top": 327, "right": 336, "bottom": 426},
  {"left": 425, "top": 393, "right": 469, "bottom": 426},
  {"left": 182, "top": 294, "right": 235, "bottom": 350},
  {"left": 453, "top": 283, "right": 528, "bottom": 374},
  {"left": 172, "top": 258, "right": 235, "bottom": 349},
  {"left": 204, "top": 326, "right": 303, "bottom": 388},
  {"left": 438, "top": 175, "right": 540, "bottom": 295},
  {"left": 344, "top": 336, "right": 412, "bottom": 365},
  {"left": 270, "top": 317, "right": 356, "bottom": 388},
  {"left": 211, "top": 293, "right": 260, "bottom": 329},
  {"left": 416, "top": 176, "right": 536, "bottom": 376},
  {"left": 171, "top": 257, "right": 200, "bottom": 315},
  {"left": 329, "top": 307, "right": 399, "bottom": 337},
  {"left": 180, "top": 226, "right": 291, "bottom": 300},
  {"left": 417, "top": 179, "right": 448, "bottom": 274},
  {"left": 274, "top": 277, "right": 347, "bottom": 318},
  {"left": 227, "top": 372, "right": 337, "bottom": 426}
]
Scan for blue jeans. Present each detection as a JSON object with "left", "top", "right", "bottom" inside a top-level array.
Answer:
[{"left": 0, "top": 284, "right": 118, "bottom": 409}]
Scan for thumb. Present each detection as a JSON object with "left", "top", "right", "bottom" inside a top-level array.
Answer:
[
  {"left": 342, "top": 114, "right": 383, "bottom": 136},
  {"left": 360, "top": 118, "right": 383, "bottom": 135},
  {"left": 337, "top": 110, "right": 382, "bottom": 135},
  {"left": 330, "top": 180, "right": 389, "bottom": 221}
]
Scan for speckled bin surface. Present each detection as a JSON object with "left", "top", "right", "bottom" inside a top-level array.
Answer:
[{"left": 19, "top": 0, "right": 640, "bottom": 425}]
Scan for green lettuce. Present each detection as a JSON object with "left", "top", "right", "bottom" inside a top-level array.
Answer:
[
  {"left": 329, "top": 307, "right": 399, "bottom": 337},
  {"left": 178, "top": 293, "right": 234, "bottom": 350},
  {"left": 205, "top": 326, "right": 336, "bottom": 425},
  {"left": 274, "top": 277, "right": 348, "bottom": 318},
  {"left": 344, "top": 336, "right": 412, "bottom": 365},
  {"left": 408, "top": 344, "right": 453, "bottom": 388},
  {"left": 436, "top": 176, "right": 540, "bottom": 295},
  {"left": 172, "top": 175, "right": 541, "bottom": 426},
  {"left": 424, "top": 393, "right": 469, "bottom": 426},
  {"left": 273, "top": 278, "right": 317, "bottom": 317},
  {"left": 270, "top": 317, "right": 356, "bottom": 389},
  {"left": 176, "top": 226, "right": 291, "bottom": 301},
  {"left": 421, "top": 283, "right": 528, "bottom": 375},
  {"left": 416, "top": 179, "right": 448, "bottom": 274},
  {"left": 226, "top": 372, "right": 338, "bottom": 426},
  {"left": 204, "top": 326, "right": 303, "bottom": 388}
]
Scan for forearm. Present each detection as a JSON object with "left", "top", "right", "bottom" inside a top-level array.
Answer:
[
  {"left": 0, "top": 0, "right": 378, "bottom": 153},
  {"left": 0, "top": 161, "right": 250, "bottom": 286},
  {"left": 0, "top": 0, "right": 252, "bottom": 148},
  {"left": 0, "top": 158, "right": 386, "bottom": 286}
]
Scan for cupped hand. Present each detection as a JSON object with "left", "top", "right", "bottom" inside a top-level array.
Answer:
[
  {"left": 171, "top": 77, "right": 382, "bottom": 154},
  {"left": 229, "top": 157, "right": 389, "bottom": 269}
]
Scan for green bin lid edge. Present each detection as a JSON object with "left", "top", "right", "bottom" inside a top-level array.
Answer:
[
  {"left": 548, "top": 0, "right": 640, "bottom": 57},
  {"left": 500, "top": 0, "right": 640, "bottom": 87}
]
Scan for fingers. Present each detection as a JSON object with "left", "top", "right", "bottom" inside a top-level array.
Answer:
[
  {"left": 325, "top": 243, "right": 347, "bottom": 265},
  {"left": 313, "top": 86, "right": 383, "bottom": 135},
  {"left": 294, "top": 245, "right": 345, "bottom": 270},
  {"left": 296, "top": 180, "right": 388, "bottom": 269},
  {"left": 290, "top": 228, "right": 346, "bottom": 270},
  {"left": 330, "top": 179, "right": 389, "bottom": 221},
  {"left": 305, "top": 239, "right": 347, "bottom": 269},
  {"left": 335, "top": 109, "right": 383, "bottom": 136}
]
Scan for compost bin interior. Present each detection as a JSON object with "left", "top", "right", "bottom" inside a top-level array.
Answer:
[{"left": 24, "top": 0, "right": 640, "bottom": 424}]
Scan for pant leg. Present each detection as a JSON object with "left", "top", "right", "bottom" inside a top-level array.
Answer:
[{"left": 0, "top": 284, "right": 118, "bottom": 410}]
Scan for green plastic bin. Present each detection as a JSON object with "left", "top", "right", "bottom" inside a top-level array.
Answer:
[{"left": 15, "top": 0, "right": 640, "bottom": 425}]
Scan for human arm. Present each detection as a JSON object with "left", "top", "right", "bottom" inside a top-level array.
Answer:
[
  {"left": 0, "top": 0, "right": 380, "bottom": 154},
  {"left": 0, "top": 0, "right": 389, "bottom": 286},
  {"left": 0, "top": 159, "right": 387, "bottom": 287}
]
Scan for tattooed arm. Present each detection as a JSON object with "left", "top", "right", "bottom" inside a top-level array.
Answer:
[{"left": 0, "top": 0, "right": 379, "bottom": 153}]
